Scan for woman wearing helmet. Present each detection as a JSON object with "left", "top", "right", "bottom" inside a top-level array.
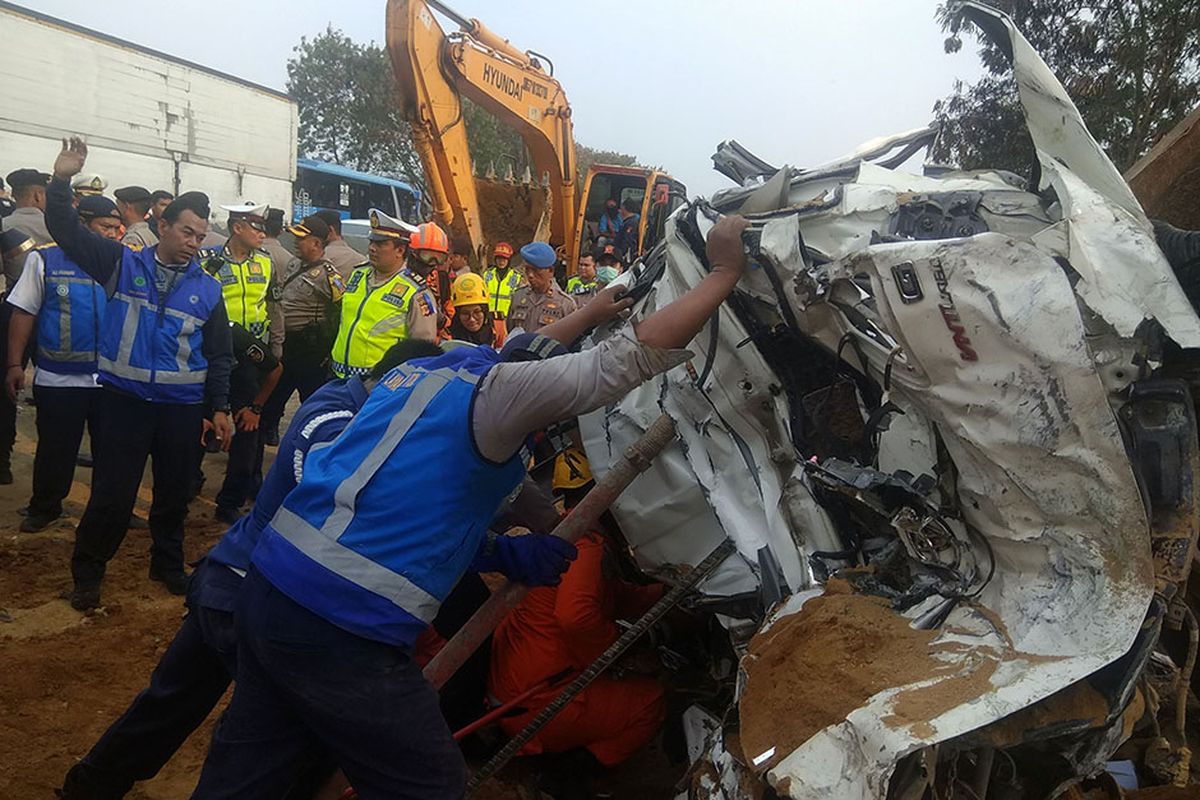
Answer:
[{"left": 448, "top": 272, "right": 497, "bottom": 347}]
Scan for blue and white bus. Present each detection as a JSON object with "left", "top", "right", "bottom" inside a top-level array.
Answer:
[{"left": 293, "top": 158, "right": 422, "bottom": 223}]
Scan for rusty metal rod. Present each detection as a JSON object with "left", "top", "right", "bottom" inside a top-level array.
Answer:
[{"left": 422, "top": 413, "right": 679, "bottom": 689}]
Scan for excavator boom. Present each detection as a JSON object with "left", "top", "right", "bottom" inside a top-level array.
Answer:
[{"left": 387, "top": 0, "right": 577, "bottom": 257}]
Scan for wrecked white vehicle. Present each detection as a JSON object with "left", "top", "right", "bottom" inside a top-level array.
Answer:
[{"left": 579, "top": 3, "right": 1200, "bottom": 798}]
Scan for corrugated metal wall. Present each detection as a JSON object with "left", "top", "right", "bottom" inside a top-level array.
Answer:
[{"left": 0, "top": 6, "right": 298, "bottom": 214}]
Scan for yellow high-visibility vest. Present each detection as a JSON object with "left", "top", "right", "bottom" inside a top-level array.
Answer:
[
  {"left": 330, "top": 266, "right": 424, "bottom": 377},
  {"left": 204, "top": 247, "right": 274, "bottom": 339},
  {"left": 484, "top": 267, "right": 523, "bottom": 318}
]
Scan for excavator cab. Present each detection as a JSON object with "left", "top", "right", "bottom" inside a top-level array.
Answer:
[{"left": 574, "top": 166, "right": 686, "bottom": 267}]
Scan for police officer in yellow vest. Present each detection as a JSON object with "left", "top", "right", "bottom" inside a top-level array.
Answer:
[
  {"left": 330, "top": 208, "right": 437, "bottom": 378},
  {"left": 200, "top": 203, "right": 284, "bottom": 357}
]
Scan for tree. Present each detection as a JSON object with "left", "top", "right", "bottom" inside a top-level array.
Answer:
[
  {"left": 933, "top": 1, "right": 1200, "bottom": 175},
  {"left": 286, "top": 28, "right": 423, "bottom": 184}
]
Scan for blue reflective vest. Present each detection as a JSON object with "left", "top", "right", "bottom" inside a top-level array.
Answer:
[
  {"left": 97, "top": 246, "right": 224, "bottom": 404},
  {"left": 252, "top": 346, "right": 527, "bottom": 646},
  {"left": 208, "top": 376, "right": 368, "bottom": 575},
  {"left": 37, "top": 246, "right": 108, "bottom": 375}
]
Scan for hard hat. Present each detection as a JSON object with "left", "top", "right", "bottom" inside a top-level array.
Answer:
[
  {"left": 520, "top": 241, "right": 556, "bottom": 269},
  {"left": 493, "top": 242, "right": 514, "bottom": 259},
  {"left": 451, "top": 273, "right": 488, "bottom": 307},
  {"left": 410, "top": 222, "right": 450, "bottom": 253},
  {"left": 553, "top": 447, "right": 594, "bottom": 491}
]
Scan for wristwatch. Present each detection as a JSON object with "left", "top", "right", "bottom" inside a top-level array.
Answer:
[
  {"left": 249, "top": 404, "right": 264, "bottom": 415},
  {"left": 213, "top": 406, "right": 232, "bottom": 416}
]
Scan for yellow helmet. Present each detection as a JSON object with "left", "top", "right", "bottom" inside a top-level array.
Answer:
[
  {"left": 451, "top": 272, "right": 489, "bottom": 307},
  {"left": 553, "top": 447, "right": 593, "bottom": 491}
]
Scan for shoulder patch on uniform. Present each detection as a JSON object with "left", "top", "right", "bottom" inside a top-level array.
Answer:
[{"left": 415, "top": 292, "right": 434, "bottom": 316}]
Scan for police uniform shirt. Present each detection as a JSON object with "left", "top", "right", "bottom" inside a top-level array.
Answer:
[
  {"left": 505, "top": 281, "right": 577, "bottom": 334},
  {"left": 262, "top": 237, "right": 293, "bottom": 275},
  {"left": 6, "top": 207, "right": 52, "bottom": 246},
  {"left": 324, "top": 239, "right": 368, "bottom": 281},
  {"left": 122, "top": 220, "right": 159, "bottom": 250},
  {"left": 392, "top": 269, "right": 440, "bottom": 343},
  {"left": 279, "top": 256, "right": 344, "bottom": 332},
  {"left": 229, "top": 321, "right": 280, "bottom": 409}
]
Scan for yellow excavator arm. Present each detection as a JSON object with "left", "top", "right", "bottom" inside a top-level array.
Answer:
[{"left": 386, "top": 0, "right": 578, "bottom": 255}]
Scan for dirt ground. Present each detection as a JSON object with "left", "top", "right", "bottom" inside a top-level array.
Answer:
[{"left": 0, "top": 395, "right": 682, "bottom": 799}]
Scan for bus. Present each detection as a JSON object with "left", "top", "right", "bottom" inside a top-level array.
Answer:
[{"left": 293, "top": 158, "right": 422, "bottom": 223}]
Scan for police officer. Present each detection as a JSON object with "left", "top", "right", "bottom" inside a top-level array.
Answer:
[
  {"left": 259, "top": 207, "right": 292, "bottom": 273},
  {"left": 0, "top": 229, "right": 35, "bottom": 485},
  {"left": 259, "top": 215, "right": 344, "bottom": 444},
  {"left": 47, "top": 136, "right": 236, "bottom": 610},
  {"left": 71, "top": 173, "right": 107, "bottom": 204},
  {"left": 4, "top": 196, "right": 116, "bottom": 532},
  {"left": 200, "top": 203, "right": 284, "bottom": 356},
  {"left": 566, "top": 252, "right": 599, "bottom": 301},
  {"left": 314, "top": 209, "right": 368, "bottom": 280},
  {"left": 484, "top": 241, "right": 522, "bottom": 323},
  {"left": 115, "top": 186, "right": 155, "bottom": 248},
  {"left": 5, "top": 168, "right": 53, "bottom": 245},
  {"left": 189, "top": 214, "right": 752, "bottom": 799},
  {"left": 507, "top": 241, "right": 577, "bottom": 335},
  {"left": 0, "top": 176, "right": 15, "bottom": 218},
  {"left": 330, "top": 208, "right": 436, "bottom": 378}
]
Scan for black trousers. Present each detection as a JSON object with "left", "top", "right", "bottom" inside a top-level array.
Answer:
[
  {"left": 28, "top": 385, "right": 101, "bottom": 518},
  {"left": 215, "top": 425, "right": 264, "bottom": 513},
  {"left": 71, "top": 389, "right": 204, "bottom": 588},
  {"left": 0, "top": 302, "right": 22, "bottom": 470},
  {"left": 261, "top": 335, "right": 332, "bottom": 435}
]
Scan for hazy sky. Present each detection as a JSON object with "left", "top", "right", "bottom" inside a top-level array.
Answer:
[{"left": 22, "top": 0, "right": 984, "bottom": 196}]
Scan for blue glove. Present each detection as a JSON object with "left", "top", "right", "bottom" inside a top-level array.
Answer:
[{"left": 473, "top": 533, "right": 578, "bottom": 587}]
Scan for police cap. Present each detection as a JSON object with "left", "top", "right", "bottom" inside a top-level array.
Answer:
[
  {"left": 114, "top": 185, "right": 153, "bottom": 204},
  {"left": 6, "top": 168, "right": 50, "bottom": 189}
]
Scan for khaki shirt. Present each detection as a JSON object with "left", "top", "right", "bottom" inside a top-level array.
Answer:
[
  {"left": 279, "top": 257, "right": 344, "bottom": 332},
  {"left": 325, "top": 238, "right": 368, "bottom": 281},
  {"left": 261, "top": 237, "right": 293, "bottom": 273},
  {"left": 473, "top": 330, "right": 691, "bottom": 462},
  {"left": 5, "top": 207, "right": 52, "bottom": 246},
  {"left": 506, "top": 282, "right": 577, "bottom": 335},
  {"left": 122, "top": 220, "right": 159, "bottom": 250}
]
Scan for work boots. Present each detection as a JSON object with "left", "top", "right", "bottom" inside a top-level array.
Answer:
[{"left": 148, "top": 566, "right": 188, "bottom": 596}]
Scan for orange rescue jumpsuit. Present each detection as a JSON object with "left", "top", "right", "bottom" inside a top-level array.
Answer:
[{"left": 488, "top": 531, "right": 665, "bottom": 766}]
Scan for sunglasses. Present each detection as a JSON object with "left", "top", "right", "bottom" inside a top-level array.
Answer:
[{"left": 415, "top": 250, "right": 448, "bottom": 266}]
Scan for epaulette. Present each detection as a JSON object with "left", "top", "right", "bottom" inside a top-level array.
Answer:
[{"left": 35, "top": 242, "right": 57, "bottom": 250}]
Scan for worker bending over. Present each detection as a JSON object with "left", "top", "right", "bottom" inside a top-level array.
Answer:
[
  {"left": 189, "top": 213, "right": 750, "bottom": 800},
  {"left": 489, "top": 448, "right": 665, "bottom": 798}
]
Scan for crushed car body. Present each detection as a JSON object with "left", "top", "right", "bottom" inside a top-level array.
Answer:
[{"left": 579, "top": 3, "right": 1200, "bottom": 798}]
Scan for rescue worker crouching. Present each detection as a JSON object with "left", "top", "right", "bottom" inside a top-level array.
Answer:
[
  {"left": 199, "top": 203, "right": 284, "bottom": 356},
  {"left": 330, "top": 208, "right": 436, "bottom": 378},
  {"left": 47, "top": 136, "right": 235, "bottom": 611},
  {"left": 4, "top": 196, "right": 116, "bottom": 532},
  {"left": 259, "top": 215, "right": 344, "bottom": 444},
  {"left": 507, "top": 241, "right": 577, "bottom": 335},
  {"left": 489, "top": 448, "right": 666, "bottom": 798}
]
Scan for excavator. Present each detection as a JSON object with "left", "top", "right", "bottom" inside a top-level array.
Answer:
[{"left": 386, "top": 0, "right": 687, "bottom": 271}]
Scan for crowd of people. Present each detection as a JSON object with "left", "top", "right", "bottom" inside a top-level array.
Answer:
[{"left": 1, "top": 136, "right": 750, "bottom": 799}]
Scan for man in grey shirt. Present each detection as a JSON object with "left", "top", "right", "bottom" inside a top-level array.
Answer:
[
  {"left": 4, "top": 168, "right": 53, "bottom": 245},
  {"left": 314, "top": 209, "right": 368, "bottom": 279}
]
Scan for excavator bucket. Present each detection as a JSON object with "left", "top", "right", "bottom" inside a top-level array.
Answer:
[{"left": 473, "top": 177, "right": 551, "bottom": 258}]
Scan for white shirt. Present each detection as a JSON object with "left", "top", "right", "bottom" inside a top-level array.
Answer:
[{"left": 6, "top": 250, "right": 100, "bottom": 389}]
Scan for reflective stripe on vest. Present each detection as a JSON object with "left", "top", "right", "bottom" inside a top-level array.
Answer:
[
  {"left": 268, "top": 364, "right": 483, "bottom": 622},
  {"left": 37, "top": 248, "right": 107, "bottom": 374},
  {"left": 484, "top": 268, "right": 522, "bottom": 316},
  {"left": 329, "top": 267, "right": 419, "bottom": 378},
  {"left": 96, "top": 247, "right": 222, "bottom": 403},
  {"left": 207, "top": 248, "right": 273, "bottom": 339}
]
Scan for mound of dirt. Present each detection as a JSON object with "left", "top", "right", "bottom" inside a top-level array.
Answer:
[{"left": 475, "top": 179, "right": 550, "bottom": 253}]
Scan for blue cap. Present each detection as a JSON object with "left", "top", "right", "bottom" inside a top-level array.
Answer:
[
  {"left": 77, "top": 195, "right": 120, "bottom": 220},
  {"left": 519, "top": 241, "right": 557, "bottom": 269}
]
